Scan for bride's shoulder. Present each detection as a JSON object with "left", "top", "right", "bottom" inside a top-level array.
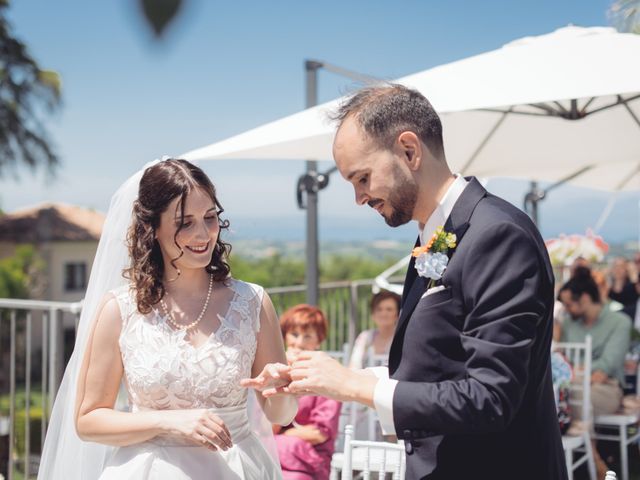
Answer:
[
  {"left": 226, "top": 277, "right": 265, "bottom": 301},
  {"left": 106, "top": 283, "right": 137, "bottom": 323}
]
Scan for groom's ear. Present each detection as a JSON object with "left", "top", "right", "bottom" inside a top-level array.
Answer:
[{"left": 397, "top": 131, "right": 422, "bottom": 171}]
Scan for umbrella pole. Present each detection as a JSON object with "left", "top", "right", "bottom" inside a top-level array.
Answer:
[
  {"left": 524, "top": 181, "right": 544, "bottom": 226},
  {"left": 305, "top": 61, "right": 320, "bottom": 305}
]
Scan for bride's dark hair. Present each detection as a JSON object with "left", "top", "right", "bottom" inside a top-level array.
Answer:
[{"left": 124, "top": 159, "right": 231, "bottom": 314}]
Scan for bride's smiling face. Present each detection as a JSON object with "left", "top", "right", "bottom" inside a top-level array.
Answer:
[{"left": 155, "top": 187, "right": 220, "bottom": 273}]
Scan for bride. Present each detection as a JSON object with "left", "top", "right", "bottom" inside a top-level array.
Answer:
[{"left": 38, "top": 158, "right": 297, "bottom": 479}]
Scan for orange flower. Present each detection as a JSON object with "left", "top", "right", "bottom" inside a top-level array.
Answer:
[
  {"left": 412, "top": 245, "right": 429, "bottom": 257},
  {"left": 426, "top": 233, "right": 436, "bottom": 250}
]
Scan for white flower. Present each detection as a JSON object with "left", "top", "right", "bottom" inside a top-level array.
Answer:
[{"left": 415, "top": 252, "right": 449, "bottom": 280}]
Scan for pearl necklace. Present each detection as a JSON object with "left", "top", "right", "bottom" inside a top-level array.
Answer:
[{"left": 160, "top": 274, "right": 213, "bottom": 331}]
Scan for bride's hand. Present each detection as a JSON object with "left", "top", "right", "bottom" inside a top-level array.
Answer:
[
  {"left": 240, "top": 362, "right": 292, "bottom": 395},
  {"left": 161, "top": 409, "right": 233, "bottom": 451}
]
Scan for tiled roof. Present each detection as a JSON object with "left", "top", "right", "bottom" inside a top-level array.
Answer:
[{"left": 0, "top": 202, "right": 105, "bottom": 242}]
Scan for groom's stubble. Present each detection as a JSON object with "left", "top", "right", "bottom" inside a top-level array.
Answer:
[{"left": 381, "top": 162, "right": 418, "bottom": 227}]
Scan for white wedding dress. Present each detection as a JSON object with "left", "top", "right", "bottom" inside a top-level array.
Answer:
[{"left": 99, "top": 278, "right": 281, "bottom": 480}]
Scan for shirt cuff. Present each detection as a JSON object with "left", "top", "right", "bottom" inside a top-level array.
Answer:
[
  {"left": 367, "top": 366, "right": 389, "bottom": 379},
  {"left": 373, "top": 378, "right": 398, "bottom": 436}
]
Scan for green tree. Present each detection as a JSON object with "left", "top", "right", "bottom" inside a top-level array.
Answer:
[
  {"left": 609, "top": 0, "right": 640, "bottom": 33},
  {"left": 229, "top": 253, "right": 396, "bottom": 287},
  {"left": 320, "top": 255, "right": 394, "bottom": 282},
  {"left": 0, "top": 244, "right": 44, "bottom": 298},
  {"left": 0, "top": 0, "right": 61, "bottom": 176}
]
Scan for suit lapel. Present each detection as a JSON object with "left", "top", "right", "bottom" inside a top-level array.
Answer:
[
  {"left": 400, "top": 236, "right": 421, "bottom": 307},
  {"left": 389, "top": 177, "right": 487, "bottom": 372}
]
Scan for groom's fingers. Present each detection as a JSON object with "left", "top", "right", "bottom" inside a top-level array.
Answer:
[
  {"left": 287, "top": 379, "right": 313, "bottom": 394},
  {"left": 289, "top": 367, "right": 312, "bottom": 381},
  {"left": 292, "top": 351, "right": 317, "bottom": 362}
]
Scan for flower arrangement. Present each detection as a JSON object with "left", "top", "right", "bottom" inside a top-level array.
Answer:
[
  {"left": 545, "top": 230, "right": 609, "bottom": 267},
  {"left": 412, "top": 226, "right": 457, "bottom": 288}
]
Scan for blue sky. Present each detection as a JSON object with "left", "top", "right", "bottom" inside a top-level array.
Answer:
[{"left": 1, "top": 0, "right": 637, "bottom": 244}]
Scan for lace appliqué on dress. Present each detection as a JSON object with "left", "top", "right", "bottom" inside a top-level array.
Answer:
[{"left": 111, "top": 280, "right": 264, "bottom": 411}]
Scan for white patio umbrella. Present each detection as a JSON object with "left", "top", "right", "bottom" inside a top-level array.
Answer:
[
  {"left": 182, "top": 25, "right": 640, "bottom": 300},
  {"left": 184, "top": 25, "right": 640, "bottom": 191}
]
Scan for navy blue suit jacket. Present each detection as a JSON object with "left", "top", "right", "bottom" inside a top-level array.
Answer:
[{"left": 389, "top": 178, "right": 567, "bottom": 480}]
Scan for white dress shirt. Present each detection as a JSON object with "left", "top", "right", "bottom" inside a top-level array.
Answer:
[{"left": 371, "top": 175, "right": 468, "bottom": 435}]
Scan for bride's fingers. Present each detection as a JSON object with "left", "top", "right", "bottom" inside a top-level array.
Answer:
[
  {"left": 198, "top": 424, "right": 230, "bottom": 451},
  {"left": 204, "top": 416, "right": 232, "bottom": 449},
  {"left": 240, "top": 376, "right": 265, "bottom": 388},
  {"left": 262, "top": 385, "right": 294, "bottom": 398},
  {"left": 194, "top": 427, "right": 218, "bottom": 451}
]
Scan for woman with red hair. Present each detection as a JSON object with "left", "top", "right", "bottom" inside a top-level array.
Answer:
[{"left": 275, "top": 305, "right": 342, "bottom": 480}]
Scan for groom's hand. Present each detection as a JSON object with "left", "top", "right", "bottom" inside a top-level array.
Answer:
[
  {"left": 240, "top": 362, "right": 292, "bottom": 394},
  {"left": 282, "top": 351, "right": 377, "bottom": 407}
]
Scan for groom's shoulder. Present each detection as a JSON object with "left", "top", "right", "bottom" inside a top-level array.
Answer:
[
  {"left": 472, "top": 191, "right": 536, "bottom": 230},
  {"left": 463, "top": 192, "right": 546, "bottom": 254}
]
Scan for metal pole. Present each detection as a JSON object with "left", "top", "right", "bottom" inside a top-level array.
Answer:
[
  {"left": 530, "top": 181, "right": 539, "bottom": 226},
  {"left": 305, "top": 60, "right": 320, "bottom": 305},
  {"left": 48, "top": 308, "right": 60, "bottom": 407},
  {"left": 8, "top": 311, "right": 16, "bottom": 480}
]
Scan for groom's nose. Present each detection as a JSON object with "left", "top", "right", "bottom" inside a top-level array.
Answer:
[{"left": 355, "top": 189, "right": 369, "bottom": 206}]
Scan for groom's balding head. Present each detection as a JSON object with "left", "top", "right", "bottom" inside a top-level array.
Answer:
[{"left": 331, "top": 84, "right": 445, "bottom": 161}]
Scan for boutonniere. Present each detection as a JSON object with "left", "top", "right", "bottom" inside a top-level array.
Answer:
[{"left": 412, "top": 226, "right": 457, "bottom": 288}]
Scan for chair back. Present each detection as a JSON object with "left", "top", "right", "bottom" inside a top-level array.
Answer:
[
  {"left": 341, "top": 424, "right": 405, "bottom": 480},
  {"left": 554, "top": 336, "right": 593, "bottom": 425}
]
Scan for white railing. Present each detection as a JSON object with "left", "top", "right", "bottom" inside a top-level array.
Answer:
[{"left": 0, "top": 278, "right": 383, "bottom": 479}]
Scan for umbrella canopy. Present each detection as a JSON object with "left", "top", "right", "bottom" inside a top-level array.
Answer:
[{"left": 183, "top": 25, "right": 640, "bottom": 191}]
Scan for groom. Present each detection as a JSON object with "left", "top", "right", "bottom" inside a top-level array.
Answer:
[{"left": 272, "top": 85, "right": 567, "bottom": 479}]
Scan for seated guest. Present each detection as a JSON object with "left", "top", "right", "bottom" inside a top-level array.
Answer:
[
  {"left": 592, "top": 269, "right": 624, "bottom": 312},
  {"left": 558, "top": 266, "right": 632, "bottom": 477},
  {"left": 609, "top": 257, "right": 639, "bottom": 320},
  {"left": 274, "top": 305, "right": 342, "bottom": 480},
  {"left": 348, "top": 290, "right": 401, "bottom": 369}
]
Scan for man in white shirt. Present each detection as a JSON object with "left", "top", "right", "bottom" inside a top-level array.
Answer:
[{"left": 246, "top": 85, "right": 567, "bottom": 480}]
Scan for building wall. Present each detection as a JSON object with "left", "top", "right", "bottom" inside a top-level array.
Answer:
[{"left": 47, "top": 241, "right": 99, "bottom": 301}]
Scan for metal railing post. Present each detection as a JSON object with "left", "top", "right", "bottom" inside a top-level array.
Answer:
[
  {"left": 25, "top": 311, "right": 32, "bottom": 478},
  {"left": 8, "top": 310, "right": 16, "bottom": 480}
]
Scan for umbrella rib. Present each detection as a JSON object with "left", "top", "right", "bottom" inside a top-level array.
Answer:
[
  {"left": 479, "top": 107, "right": 552, "bottom": 117},
  {"left": 579, "top": 97, "right": 597, "bottom": 116},
  {"left": 621, "top": 95, "right": 640, "bottom": 129},
  {"left": 528, "top": 103, "right": 562, "bottom": 115},
  {"left": 594, "top": 163, "right": 640, "bottom": 232},
  {"left": 318, "top": 61, "right": 382, "bottom": 85},
  {"left": 460, "top": 108, "right": 511, "bottom": 175},
  {"left": 553, "top": 101, "right": 570, "bottom": 115},
  {"left": 545, "top": 166, "right": 594, "bottom": 194},
  {"left": 582, "top": 93, "right": 640, "bottom": 117}
]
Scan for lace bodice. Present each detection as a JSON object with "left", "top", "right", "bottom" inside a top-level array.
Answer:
[{"left": 111, "top": 279, "right": 263, "bottom": 411}]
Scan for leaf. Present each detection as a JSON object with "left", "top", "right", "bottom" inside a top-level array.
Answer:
[
  {"left": 140, "top": 0, "right": 184, "bottom": 37},
  {"left": 37, "top": 70, "right": 62, "bottom": 98}
]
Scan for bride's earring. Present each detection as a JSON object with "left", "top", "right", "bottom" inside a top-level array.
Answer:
[
  {"left": 166, "top": 249, "right": 183, "bottom": 283},
  {"left": 166, "top": 267, "right": 181, "bottom": 283}
]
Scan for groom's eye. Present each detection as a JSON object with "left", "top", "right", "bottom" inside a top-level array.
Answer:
[{"left": 359, "top": 175, "right": 368, "bottom": 185}]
